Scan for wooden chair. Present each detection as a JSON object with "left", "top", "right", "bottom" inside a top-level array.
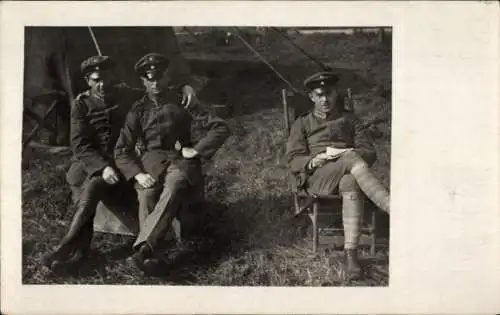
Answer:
[{"left": 281, "top": 89, "right": 377, "bottom": 255}]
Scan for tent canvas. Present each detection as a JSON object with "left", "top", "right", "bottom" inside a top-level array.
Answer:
[{"left": 24, "top": 26, "right": 190, "bottom": 99}]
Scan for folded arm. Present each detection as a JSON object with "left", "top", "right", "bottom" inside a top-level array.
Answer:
[{"left": 189, "top": 103, "right": 231, "bottom": 159}]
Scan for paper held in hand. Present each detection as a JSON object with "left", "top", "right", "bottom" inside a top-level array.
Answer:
[{"left": 326, "top": 146, "right": 353, "bottom": 159}]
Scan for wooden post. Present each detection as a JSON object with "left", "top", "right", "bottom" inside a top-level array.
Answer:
[
  {"left": 60, "top": 45, "right": 74, "bottom": 146},
  {"left": 370, "top": 210, "right": 377, "bottom": 256},
  {"left": 282, "top": 89, "right": 290, "bottom": 136},
  {"left": 346, "top": 87, "right": 354, "bottom": 112},
  {"left": 312, "top": 201, "right": 319, "bottom": 253}
]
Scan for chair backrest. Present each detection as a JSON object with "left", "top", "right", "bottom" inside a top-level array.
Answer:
[{"left": 281, "top": 89, "right": 311, "bottom": 137}]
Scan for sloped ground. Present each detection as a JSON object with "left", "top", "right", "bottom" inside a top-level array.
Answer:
[{"left": 22, "top": 30, "right": 391, "bottom": 285}]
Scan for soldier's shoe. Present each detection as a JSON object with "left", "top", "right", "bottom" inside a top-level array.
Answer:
[
  {"left": 127, "top": 243, "right": 152, "bottom": 271},
  {"left": 42, "top": 243, "right": 74, "bottom": 269},
  {"left": 142, "top": 257, "right": 168, "bottom": 276},
  {"left": 50, "top": 247, "right": 90, "bottom": 272},
  {"left": 343, "top": 249, "right": 363, "bottom": 281}
]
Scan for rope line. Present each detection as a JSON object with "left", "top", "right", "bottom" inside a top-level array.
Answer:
[
  {"left": 271, "top": 27, "right": 330, "bottom": 72},
  {"left": 87, "top": 27, "right": 103, "bottom": 56},
  {"left": 233, "top": 27, "right": 301, "bottom": 94}
]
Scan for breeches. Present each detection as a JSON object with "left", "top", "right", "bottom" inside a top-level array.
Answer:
[
  {"left": 70, "top": 176, "right": 135, "bottom": 208},
  {"left": 304, "top": 150, "right": 390, "bottom": 247},
  {"left": 306, "top": 151, "right": 363, "bottom": 195}
]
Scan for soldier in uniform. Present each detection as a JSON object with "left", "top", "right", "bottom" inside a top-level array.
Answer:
[
  {"left": 114, "top": 53, "right": 231, "bottom": 273},
  {"left": 286, "top": 71, "right": 391, "bottom": 280},
  {"left": 42, "top": 56, "right": 143, "bottom": 270}
]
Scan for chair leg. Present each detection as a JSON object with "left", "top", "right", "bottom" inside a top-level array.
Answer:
[
  {"left": 293, "top": 193, "right": 300, "bottom": 215},
  {"left": 312, "top": 201, "right": 319, "bottom": 253},
  {"left": 370, "top": 210, "right": 376, "bottom": 256}
]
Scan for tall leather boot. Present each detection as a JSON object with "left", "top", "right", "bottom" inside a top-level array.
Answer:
[
  {"left": 60, "top": 221, "right": 93, "bottom": 267},
  {"left": 43, "top": 200, "right": 96, "bottom": 269}
]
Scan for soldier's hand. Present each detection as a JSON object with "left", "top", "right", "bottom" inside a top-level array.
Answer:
[
  {"left": 181, "top": 85, "right": 197, "bottom": 109},
  {"left": 182, "top": 147, "right": 199, "bottom": 159},
  {"left": 134, "top": 173, "right": 156, "bottom": 189},
  {"left": 102, "top": 166, "right": 120, "bottom": 185},
  {"left": 308, "top": 153, "right": 330, "bottom": 170}
]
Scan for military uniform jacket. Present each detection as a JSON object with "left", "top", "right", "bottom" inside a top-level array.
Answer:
[
  {"left": 286, "top": 111, "right": 376, "bottom": 188},
  {"left": 114, "top": 92, "right": 230, "bottom": 185},
  {"left": 66, "top": 85, "right": 142, "bottom": 188}
]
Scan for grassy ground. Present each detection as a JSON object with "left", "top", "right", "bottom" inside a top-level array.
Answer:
[{"left": 22, "top": 30, "right": 391, "bottom": 286}]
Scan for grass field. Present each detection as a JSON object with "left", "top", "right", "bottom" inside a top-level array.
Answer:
[{"left": 22, "top": 29, "right": 391, "bottom": 286}]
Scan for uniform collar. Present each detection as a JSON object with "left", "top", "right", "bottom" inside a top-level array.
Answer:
[
  {"left": 313, "top": 109, "right": 342, "bottom": 121},
  {"left": 313, "top": 109, "right": 327, "bottom": 120},
  {"left": 90, "top": 86, "right": 117, "bottom": 103},
  {"left": 90, "top": 91, "right": 105, "bottom": 100}
]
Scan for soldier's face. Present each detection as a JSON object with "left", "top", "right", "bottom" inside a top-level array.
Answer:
[
  {"left": 86, "top": 71, "right": 114, "bottom": 97},
  {"left": 141, "top": 70, "right": 169, "bottom": 95},
  {"left": 309, "top": 86, "right": 338, "bottom": 114}
]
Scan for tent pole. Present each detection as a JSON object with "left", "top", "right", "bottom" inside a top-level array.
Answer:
[{"left": 87, "top": 27, "right": 103, "bottom": 56}]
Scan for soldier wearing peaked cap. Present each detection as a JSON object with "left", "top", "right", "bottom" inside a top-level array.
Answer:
[
  {"left": 303, "top": 71, "right": 340, "bottom": 90},
  {"left": 43, "top": 55, "right": 143, "bottom": 271},
  {"left": 114, "top": 53, "right": 231, "bottom": 274},
  {"left": 135, "top": 52, "right": 198, "bottom": 108},
  {"left": 80, "top": 55, "right": 115, "bottom": 75},
  {"left": 286, "top": 71, "right": 391, "bottom": 280},
  {"left": 134, "top": 53, "right": 168, "bottom": 76}
]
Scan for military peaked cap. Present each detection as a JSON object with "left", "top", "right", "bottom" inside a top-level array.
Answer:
[
  {"left": 80, "top": 55, "right": 114, "bottom": 75},
  {"left": 304, "top": 71, "right": 339, "bottom": 90},
  {"left": 134, "top": 53, "right": 169, "bottom": 77}
]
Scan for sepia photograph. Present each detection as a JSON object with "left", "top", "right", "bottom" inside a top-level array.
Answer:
[
  {"left": 2, "top": 1, "right": 500, "bottom": 314},
  {"left": 21, "top": 26, "right": 392, "bottom": 286}
]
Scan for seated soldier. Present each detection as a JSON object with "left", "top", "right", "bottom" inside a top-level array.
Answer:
[
  {"left": 42, "top": 56, "right": 141, "bottom": 270},
  {"left": 286, "top": 71, "right": 390, "bottom": 280},
  {"left": 114, "top": 53, "right": 231, "bottom": 274}
]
